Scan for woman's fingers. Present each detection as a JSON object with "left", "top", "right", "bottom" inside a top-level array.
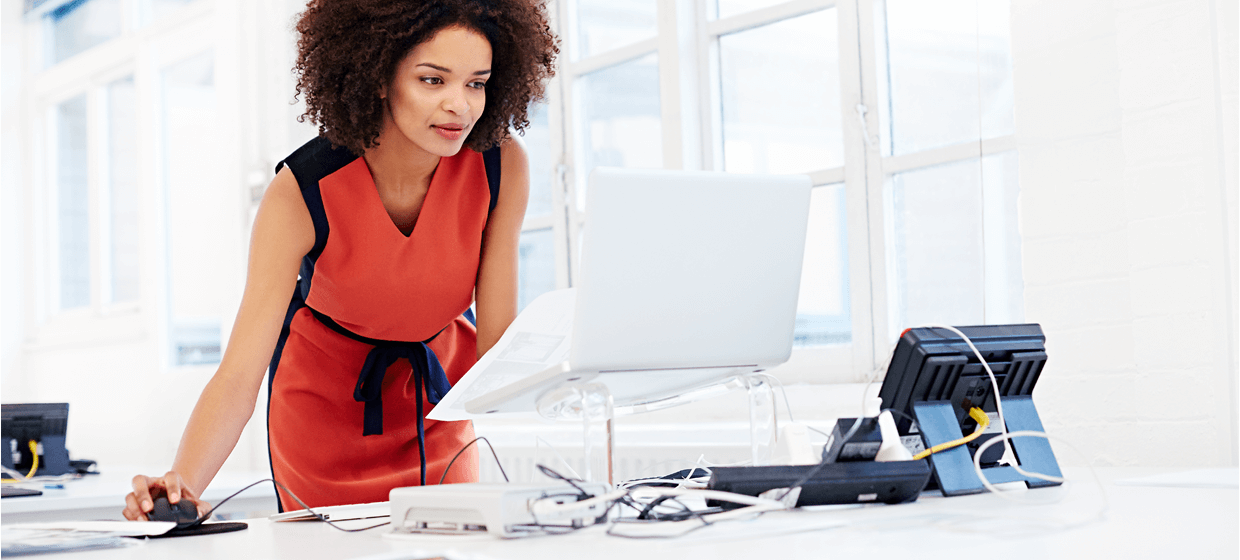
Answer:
[
  {"left": 125, "top": 471, "right": 208, "bottom": 521},
  {"left": 130, "top": 474, "right": 158, "bottom": 513},
  {"left": 163, "top": 471, "right": 182, "bottom": 503},
  {"left": 122, "top": 492, "right": 147, "bottom": 521}
]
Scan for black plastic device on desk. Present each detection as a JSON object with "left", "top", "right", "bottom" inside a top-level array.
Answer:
[
  {"left": 706, "top": 460, "right": 931, "bottom": 509},
  {"left": 147, "top": 497, "right": 201, "bottom": 529},
  {"left": 1, "top": 403, "right": 71, "bottom": 477},
  {"left": 878, "top": 324, "right": 1062, "bottom": 496}
]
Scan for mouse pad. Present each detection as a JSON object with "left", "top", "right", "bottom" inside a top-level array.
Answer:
[{"left": 147, "top": 521, "right": 249, "bottom": 539}]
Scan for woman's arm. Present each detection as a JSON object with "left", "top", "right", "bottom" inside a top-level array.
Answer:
[
  {"left": 474, "top": 139, "right": 531, "bottom": 359},
  {"left": 123, "top": 167, "right": 313, "bottom": 519}
]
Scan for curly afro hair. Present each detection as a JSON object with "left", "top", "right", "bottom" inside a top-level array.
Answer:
[{"left": 293, "top": 0, "right": 558, "bottom": 154}]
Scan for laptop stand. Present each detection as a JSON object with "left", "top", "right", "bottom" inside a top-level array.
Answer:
[{"left": 534, "top": 374, "right": 780, "bottom": 486}]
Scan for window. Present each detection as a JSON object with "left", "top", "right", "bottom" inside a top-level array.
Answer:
[
  {"left": 47, "top": 77, "right": 142, "bottom": 314},
  {"left": 105, "top": 76, "right": 141, "bottom": 305},
  {"left": 47, "top": 0, "right": 123, "bottom": 67},
  {"left": 30, "top": 0, "right": 221, "bottom": 368},
  {"left": 161, "top": 50, "right": 223, "bottom": 366},
  {"left": 53, "top": 94, "right": 90, "bottom": 311},
  {"left": 876, "top": 0, "right": 1023, "bottom": 334},
  {"left": 524, "top": 0, "right": 1022, "bottom": 380}
]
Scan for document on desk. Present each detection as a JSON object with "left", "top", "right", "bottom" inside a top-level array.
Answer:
[
  {"left": 428, "top": 288, "right": 575, "bottom": 421},
  {"left": 1, "top": 521, "right": 173, "bottom": 556}
]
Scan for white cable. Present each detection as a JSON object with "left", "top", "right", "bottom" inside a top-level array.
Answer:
[
  {"left": 535, "top": 436, "right": 582, "bottom": 482},
  {"left": 605, "top": 501, "right": 787, "bottom": 539},
  {"left": 1, "top": 465, "right": 27, "bottom": 480},
  {"left": 756, "top": 373, "right": 795, "bottom": 423},
  {"left": 0, "top": 465, "right": 79, "bottom": 484},
  {"left": 698, "top": 501, "right": 787, "bottom": 522},
  {"left": 966, "top": 431, "right": 1110, "bottom": 530},
  {"left": 532, "top": 485, "right": 788, "bottom": 528},
  {"left": 758, "top": 373, "right": 834, "bottom": 441},
  {"left": 973, "top": 431, "right": 1092, "bottom": 498},
  {"left": 530, "top": 488, "right": 629, "bottom": 517},
  {"left": 629, "top": 486, "right": 785, "bottom": 509},
  {"left": 693, "top": 454, "right": 750, "bottom": 469}
]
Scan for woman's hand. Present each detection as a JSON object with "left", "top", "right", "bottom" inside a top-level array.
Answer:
[{"left": 122, "top": 471, "right": 211, "bottom": 521}]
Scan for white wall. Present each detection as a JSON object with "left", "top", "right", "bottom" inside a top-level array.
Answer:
[{"left": 1011, "top": 0, "right": 1239, "bottom": 467}]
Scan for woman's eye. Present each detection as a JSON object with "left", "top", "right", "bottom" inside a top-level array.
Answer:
[
  {"left": 469, "top": 81, "right": 487, "bottom": 90},
  {"left": 420, "top": 76, "right": 443, "bottom": 85}
]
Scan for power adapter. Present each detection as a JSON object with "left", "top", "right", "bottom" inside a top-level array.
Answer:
[{"left": 821, "top": 417, "right": 882, "bottom": 462}]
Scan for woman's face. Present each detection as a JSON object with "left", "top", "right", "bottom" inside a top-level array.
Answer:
[{"left": 380, "top": 25, "right": 492, "bottom": 158}]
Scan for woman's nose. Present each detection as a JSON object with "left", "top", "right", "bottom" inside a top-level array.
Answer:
[{"left": 442, "top": 90, "right": 469, "bottom": 115}]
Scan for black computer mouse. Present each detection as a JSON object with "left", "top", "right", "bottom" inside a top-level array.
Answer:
[{"left": 147, "top": 496, "right": 201, "bottom": 529}]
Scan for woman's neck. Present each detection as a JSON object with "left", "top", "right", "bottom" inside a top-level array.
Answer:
[{"left": 363, "top": 128, "right": 441, "bottom": 197}]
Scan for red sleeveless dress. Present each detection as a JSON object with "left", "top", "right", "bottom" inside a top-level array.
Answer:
[{"left": 267, "top": 137, "right": 497, "bottom": 509}]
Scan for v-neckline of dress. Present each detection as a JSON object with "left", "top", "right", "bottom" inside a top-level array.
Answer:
[{"left": 359, "top": 157, "right": 440, "bottom": 240}]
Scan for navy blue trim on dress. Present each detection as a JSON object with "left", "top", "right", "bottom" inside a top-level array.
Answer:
[
  {"left": 275, "top": 136, "right": 353, "bottom": 301},
  {"left": 266, "top": 287, "right": 308, "bottom": 513},
  {"left": 482, "top": 146, "right": 501, "bottom": 217}
]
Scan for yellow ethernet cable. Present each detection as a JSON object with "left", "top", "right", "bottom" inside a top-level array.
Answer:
[{"left": 911, "top": 407, "right": 990, "bottom": 461}]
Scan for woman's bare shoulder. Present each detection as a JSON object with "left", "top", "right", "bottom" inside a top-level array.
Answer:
[{"left": 253, "top": 167, "right": 315, "bottom": 257}]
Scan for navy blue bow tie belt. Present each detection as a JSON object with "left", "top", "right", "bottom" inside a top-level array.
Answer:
[{"left": 309, "top": 308, "right": 454, "bottom": 487}]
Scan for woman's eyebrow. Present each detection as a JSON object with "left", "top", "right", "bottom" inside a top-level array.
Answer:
[{"left": 415, "top": 62, "right": 491, "bottom": 76}]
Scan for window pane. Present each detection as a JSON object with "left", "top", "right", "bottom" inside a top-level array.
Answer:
[
  {"left": 574, "top": 54, "right": 661, "bottom": 211},
  {"left": 880, "top": 0, "right": 1015, "bottom": 156},
  {"left": 795, "top": 184, "right": 850, "bottom": 347},
  {"left": 163, "top": 52, "right": 222, "bottom": 366},
  {"left": 107, "top": 76, "right": 140, "bottom": 304},
  {"left": 714, "top": 0, "right": 791, "bottom": 21},
  {"left": 887, "top": 153, "right": 1023, "bottom": 333},
  {"left": 56, "top": 94, "right": 90, "bottom": 310},
  {"left": 574, "top": 0, "right": 657, "bottom": 59},
  {"left": 980, "top": 151, "right": 1024, "bottom": 324},
  {"left": 48, "top": 0, "right": 123, "bottom": 66},
  {"left": 143, "top": 0, "right": 196, "bottom": 26},
  {"left": 720, "top": 9, "right": 843, "bottom": 174},
  {"left": 518, "top": 229, "right": 556, "bottom": 312},
  {"left": 521, "top": 103, "right": 554, "bottom": 218}
]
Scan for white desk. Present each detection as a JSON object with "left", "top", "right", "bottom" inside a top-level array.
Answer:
[
  {"left": 0, "top": 467, "right": 277, "bottom": 524},
  {"left": 5, "top": 467, "right": 1236, "bottom": 559}
]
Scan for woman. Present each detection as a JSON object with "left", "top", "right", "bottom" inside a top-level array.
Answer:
[{"left": 123, "top": 0, "right": 557, "bottom": 519}]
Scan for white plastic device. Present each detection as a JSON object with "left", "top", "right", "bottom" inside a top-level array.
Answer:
[{"left": 388, "top": 482, "right": 610, "bottom": 538}]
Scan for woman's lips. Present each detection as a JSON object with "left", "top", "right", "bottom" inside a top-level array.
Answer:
[{"left": 434, "top": 125, "right": 465, "bottom": 141}]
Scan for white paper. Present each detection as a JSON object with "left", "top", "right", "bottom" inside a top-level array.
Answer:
[
  {"left": 5, "top": 521, "right": 176, "bottom": 536},
  {"left": 1, "top": 527, "right": 139, "bottom": 556},
  {"left": 428, "top": 289, "right": 575, "bottom": 421}
]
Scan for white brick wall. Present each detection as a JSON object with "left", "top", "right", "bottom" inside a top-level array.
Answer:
[{"left": 1012, "top": 0, "right": 1238, "bottom": 467}]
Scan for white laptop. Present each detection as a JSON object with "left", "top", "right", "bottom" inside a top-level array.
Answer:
[{"left": 464, "top": 167, "right": 811, "bottom": 414}]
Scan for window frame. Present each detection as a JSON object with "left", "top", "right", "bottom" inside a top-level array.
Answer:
[{"left": 532, "top": 0, "right": 1022, "bottom": 385}]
